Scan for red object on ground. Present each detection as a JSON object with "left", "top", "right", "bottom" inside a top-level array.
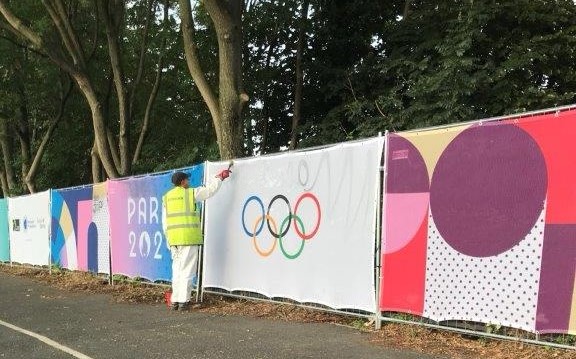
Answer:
[{"left": 164, "top": 290, "right": 172, "bottom": 307}]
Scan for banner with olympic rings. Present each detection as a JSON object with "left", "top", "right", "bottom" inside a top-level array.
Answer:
[
  {"left": 203, "top": 138, "right": 384, "bottom": 312},
  {"left": 108, "top": 165, "right": 203, "bottom": 282}
]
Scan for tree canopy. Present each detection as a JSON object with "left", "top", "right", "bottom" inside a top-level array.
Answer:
[{"left": 0, "top": 0, "right": 574, "bottom": 195}]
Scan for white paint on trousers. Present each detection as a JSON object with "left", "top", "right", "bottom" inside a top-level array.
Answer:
[{"left": 170, "top": 245, "right": 199, "bottom": 303}]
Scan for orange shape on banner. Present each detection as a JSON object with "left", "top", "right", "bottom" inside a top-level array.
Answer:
[{"left": 401, "top": 124, "right": 470, "bottom": 183}]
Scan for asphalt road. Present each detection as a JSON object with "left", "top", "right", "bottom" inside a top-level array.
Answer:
[{"left": 0, "top": 272, "right": 439, "bottom": 359}]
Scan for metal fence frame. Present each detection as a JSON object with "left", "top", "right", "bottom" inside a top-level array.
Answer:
[{"left": 2, "top": 106, "right": 576, "bottom": 350}]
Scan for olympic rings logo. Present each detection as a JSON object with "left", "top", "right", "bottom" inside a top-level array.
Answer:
[{"left": 241, "top": 192, "right": 321, "bottom": 259}]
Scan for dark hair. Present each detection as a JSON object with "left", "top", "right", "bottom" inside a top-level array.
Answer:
[{"left": 171, "top": 171, "right": 189, "bottom": 186}]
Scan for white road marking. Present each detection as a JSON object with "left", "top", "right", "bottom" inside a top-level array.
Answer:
[{"left": 0, "top": 318, "right": 93, "bottom": 359}]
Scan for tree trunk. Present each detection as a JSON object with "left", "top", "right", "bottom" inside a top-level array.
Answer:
[
  {"left": 206, "top": 0, "right": 246, "bottom": 159},
  {"left": 0, "top": 117, "right": 16, "bottom": 192},
  {"left": 133, "top": 0, "right": 168, "bottom": 166},
  {"left": 74, "top": 73, "right": 120, "bottom": 178},
  {"left": 91, "top": 140, "right": 102, "bottom": 183},
  {"left": 132, "top": 44, "right": 164, "bottom": 166},
  {"left": 258, "top": 34, "right": 278, "bottom": 155},
  {"left": 403, "top": 0, "right": 411, "bottom": 20},
  {"left": 100, "top": 0, "right": 130, "bottom": 176},
  {"left": 289, "top": 0, "right": 310, "bottom": 150},
  {"left": 15, "top": 75, "right": 32, "bottom": 191},
  {"left": 128, "top": 0, "right": 155, "bottom": 122},
  {"left": 0, "top": 169, "right": 8, "bottom": 197},
  {"left": 179, "top": 0, "right": 247, "bottom": 160},
  {"left": 0, "top": 1, "right": 121, "bottom": 179},
  {"left": 18, "top": 135, "right": 32, "bottom": 191},
  {"left": 24, "top": 76, "right": 72, "bottom": 193}
]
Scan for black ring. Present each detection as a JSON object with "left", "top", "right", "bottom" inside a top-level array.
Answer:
[{"left": 266, "top": 195, "right": 291, "bottom": 238}]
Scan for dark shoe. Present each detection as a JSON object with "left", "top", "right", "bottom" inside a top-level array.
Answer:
[
  {"left": 170, "top": 303, "right": 179, "bottom": 311},
  {"left": 177, "top": 302, "right": 190, "bottom": 311}
]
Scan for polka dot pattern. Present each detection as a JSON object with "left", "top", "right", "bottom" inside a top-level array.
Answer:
[
  {"left": 92, "top": 195, "right": 110, "bottom": 274},
  {"left": 422, "top": 203, "right": 546, "bottom": 332}
]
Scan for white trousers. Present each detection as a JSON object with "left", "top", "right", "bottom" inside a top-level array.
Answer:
[{"left": 170, "top": 245, "right": 199, "bottom": 303}]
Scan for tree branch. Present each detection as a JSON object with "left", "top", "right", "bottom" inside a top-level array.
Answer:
[
  {"left": 133, "top": 0, "right": 167, "bottom": 166},
  {"left": 99, "top": 0, "right": 130, "bottom": 175},
  {"left": 41, "top": 0, "right": 85, "bottom": 68},
  {"left": 0, "top": 115, "right": 15, "bottom": 191},
  {"left": 289, "top": 0, "right": 310, "bottom": 150},
  {"left": 129, "top": 0, "right": 155, "bottom": 122},
  {"left": 0, "top": 33, "right": 48, "bottom": 58},
  {"left": 53, "top": 0, "right": 86, "bottom": 63},
  {"left": 0, "top": 1, "right": 43, "bottom": 47},
  {"left": 403, "top": 0, "right": 411, "bottom": 20},
  {"left": 87, "top": 0, "right": 100, "bottom": 61},
  {"left": 0, "top": 1, "right": 78, "bottom": 75},
  {"left": 25, "top": 75, "right": 73, "bottom": 191},
  {"left": 101, "top": 71, "right": 121, "bottom": 171},
  {"left": 178, "top": 0, "right": 221, "bottom": 126}
]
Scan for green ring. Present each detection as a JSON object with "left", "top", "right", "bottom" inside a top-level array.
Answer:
[{"left": 279, "top": 214, "right": 305, "bottom": 259}]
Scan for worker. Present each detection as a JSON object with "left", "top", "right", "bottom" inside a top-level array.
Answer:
[{"left": 162, "top": 166, "right": 232, "bottom": 311}]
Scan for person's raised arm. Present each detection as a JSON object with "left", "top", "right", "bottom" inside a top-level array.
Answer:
[{"left": 194, "top": 167, "right": 232, "bottom": 201}]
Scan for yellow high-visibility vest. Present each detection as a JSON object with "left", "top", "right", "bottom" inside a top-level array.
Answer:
[{"left": 163, "top": 187, "right": 202, "bottom": 246}]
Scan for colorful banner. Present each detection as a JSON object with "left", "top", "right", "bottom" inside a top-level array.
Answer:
[
  {"left": 203, "top": 138, "right": 383, "bottom": 312},
  {"left": 51, "top": 183, "right": 110, "bottom": 273},
  {"left": 8, "top": 191, "right": 50, "bottom": 266},
  {"left": 0, "top": 199, "right": 9, "bottom": 262},
  {"left": 109, "top": 165, "right": 203, "bottom": 282},
  {"left": 380, "top": 109, "right": 576, "bottom": 334}
]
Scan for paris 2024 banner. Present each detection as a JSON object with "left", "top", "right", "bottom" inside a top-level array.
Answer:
[
  {"left": 381, "top": 109, "right": 576, "bottom": 334},
  {"left": 203, "top": 138, "right": 384, "bottom": 312},
  {"left": 108, "top": 165, "right": 203, "bottom": 282},
  {"left": 51, "top": 183, "right": 110, "bottom": 274}
]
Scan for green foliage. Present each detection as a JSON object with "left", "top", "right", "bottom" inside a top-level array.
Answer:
[
  {"left": 1, "top": 0, "right": 576, "bottom": 189},
  {"left": 353, "top": 0, "right": 576, "bottom": 132},
  {"left": 50, "top": 263, "right": 62, "bottom": 274}
]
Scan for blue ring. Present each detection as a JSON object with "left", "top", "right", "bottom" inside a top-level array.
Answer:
[{"left": 242, "top": 195, "right": 265, "bottom": 237}]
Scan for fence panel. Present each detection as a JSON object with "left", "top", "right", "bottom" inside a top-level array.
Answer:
[
  {"left": 8, "top": 191, "right": 50, "bottom": 266},
  {"left": 203, "top": 138, "right": 384, "bottom": 312},
  {"left": 108, "top": 165, "right": 203, "bottom": 282},
  {"left": 51, "top": 183, "right": 110, "bottom": 274},
  {"left": 380, "top": 109, "right": 576, "bottom": 335}
]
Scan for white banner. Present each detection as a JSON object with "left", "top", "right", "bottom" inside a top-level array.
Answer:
[
  {"left": 203, "top": 138, "right": 383, "bottom": 312},
  {"left": 8, "top": 191, "right": 51, "bottom": 266}
]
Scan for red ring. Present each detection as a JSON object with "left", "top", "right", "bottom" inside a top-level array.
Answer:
[{"left": 293, "top": 192, "right": 321, "bottom": 240}]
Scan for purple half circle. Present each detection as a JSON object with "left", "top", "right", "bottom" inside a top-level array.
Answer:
[{"left": 387, "top": 134, "right": 430, "bottom": 193}]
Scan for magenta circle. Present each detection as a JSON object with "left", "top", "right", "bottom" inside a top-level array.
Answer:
[{"left": 430, "top": 124, "right": 547, "bottom": 257}]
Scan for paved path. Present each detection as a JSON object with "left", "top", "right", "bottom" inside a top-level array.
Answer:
[{"left": 0, "top": 273, "right": 440, "bottom": 359}]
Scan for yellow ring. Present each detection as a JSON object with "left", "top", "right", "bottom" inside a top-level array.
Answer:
[{"left": 252, "top": 215, "right": 278, "bottom": 257}]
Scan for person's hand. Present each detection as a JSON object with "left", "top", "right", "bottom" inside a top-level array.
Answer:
[{"left": 216, "top": 169, "right": 231, "bottom": 180}]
